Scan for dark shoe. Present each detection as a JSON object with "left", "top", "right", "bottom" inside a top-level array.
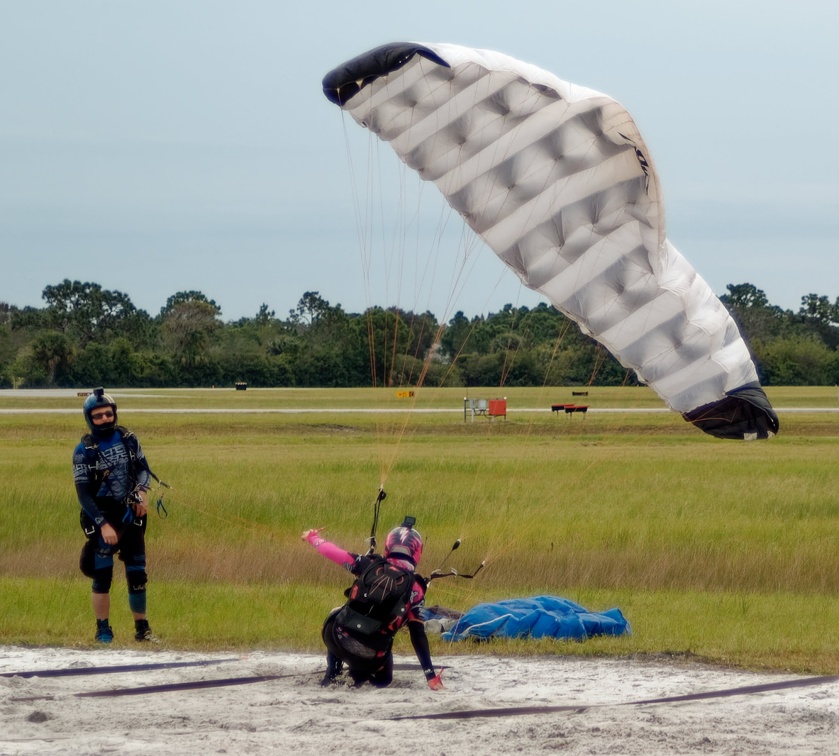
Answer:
[
  {"left": 134, "top": 619, "right": 160, "bottom": 643},
  {"left": 320, "top": 670, "right": 339, "bottom": 686},
  {"left": 95, "top": 619, "right": 114, "bottom": 644},
  {"left": 320, "top": 654, "right": 343, "bottom": 686}
]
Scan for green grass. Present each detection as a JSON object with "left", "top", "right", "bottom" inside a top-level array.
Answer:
[{"left": 1, "top": 386, "right": 838, "bottom": 673}]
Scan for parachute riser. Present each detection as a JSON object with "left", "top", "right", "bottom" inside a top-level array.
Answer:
[
  {"left": 427, "top": 538, "right": 485, "bottom": 583},
  {"left": 428, "top": 562, "right": 485, "bottom": 583},
  {"left": 366, "top": 487, "right": 387, "bottom": 555}
]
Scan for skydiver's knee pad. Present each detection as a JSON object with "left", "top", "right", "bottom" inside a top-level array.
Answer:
[
  {"left": 126, "top": 568, "right": 147, "bottom": 595},
  {"left": 79, "top": 542, "right": 96, "bottom": 579},
  {"left": 91, "top": 566, "right": 113, "bottom": 594},
  {"left": 81, "top": 533, "right": 115, "bottom": 591}
]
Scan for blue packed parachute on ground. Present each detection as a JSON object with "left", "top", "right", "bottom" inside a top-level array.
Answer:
[
  {"left": 431, "top": 595, "right": 630, "bottom": 642},
  {"left": 323, "top": 43, "right": 779, "bottom": 440}
]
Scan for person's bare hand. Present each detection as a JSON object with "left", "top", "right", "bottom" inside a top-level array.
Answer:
[
  {"left": 101, "top": 523, "right": 118, "bottom": 546},
  {"left": 132, "top": 490, "right": 148, "bottom": 517}
]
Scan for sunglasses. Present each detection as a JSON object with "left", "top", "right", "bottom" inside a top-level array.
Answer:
[{"left": 90, "top": 410, "right": 115, "bottom": 421}]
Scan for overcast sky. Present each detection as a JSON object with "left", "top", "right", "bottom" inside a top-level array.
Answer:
[{"left": 1, "top": 1, "right": 836, "bottom": 322}]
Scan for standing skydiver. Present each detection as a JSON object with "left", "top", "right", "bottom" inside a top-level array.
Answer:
[
  {"left": 72, "top": 387, "right": 159, "bottom": 644},
  {"left": 302, "top": 518, "right": 444, "bottom": 689}
]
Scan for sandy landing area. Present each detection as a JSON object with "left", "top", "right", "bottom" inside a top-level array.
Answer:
[{"left": 1, "top": 645, "right": 837, "bottom": 755}]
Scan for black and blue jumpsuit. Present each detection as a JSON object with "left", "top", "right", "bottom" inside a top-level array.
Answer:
[{"left": 72, "top": 429, "right": 151, "bottom": 612}]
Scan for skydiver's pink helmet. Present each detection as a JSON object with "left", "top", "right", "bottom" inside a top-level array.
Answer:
[{"left": 384, "top": 523, "right": 423, "bottom": 567}]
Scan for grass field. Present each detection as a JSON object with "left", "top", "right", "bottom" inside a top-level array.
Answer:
[{"left": 1, "top": 385, "right": 838, "bottom": 673}]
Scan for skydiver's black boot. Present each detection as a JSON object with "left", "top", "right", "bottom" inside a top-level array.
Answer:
[
  {"left": 320, "top": 653, "right": 343, "bottom": 686},
  {"left": 134, "top": 619, "right": 159, "bottom": 643}
]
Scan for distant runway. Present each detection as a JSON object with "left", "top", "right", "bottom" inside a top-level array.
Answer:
[
  {"left": 1, "top": 388, "right": 837, "bottom": 414},
  {"left": 1, "top": 407, "right": 837, "bottom": 415}
]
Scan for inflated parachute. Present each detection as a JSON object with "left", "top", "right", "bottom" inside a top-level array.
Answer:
[{"left": 323, "top": 43, "right": 778, "bottom": 440}]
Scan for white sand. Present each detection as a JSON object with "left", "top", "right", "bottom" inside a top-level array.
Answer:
[{"left": 2, "top": 645, "right": 837, "bottom": 755}]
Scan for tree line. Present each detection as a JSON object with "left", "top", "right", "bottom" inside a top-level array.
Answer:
[{"left": 1, "top": 280, "right": 838, "bottom": 389}]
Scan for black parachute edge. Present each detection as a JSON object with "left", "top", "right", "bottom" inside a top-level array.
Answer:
[
  {"left": 682, "top": 383, "right": 779, "bottom": 440},
  {"left": 323, "top": 42, "right": 450, "bottom": 106}
]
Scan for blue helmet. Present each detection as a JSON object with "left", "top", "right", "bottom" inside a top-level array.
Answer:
[{"left": 83, "top": 387, "right": 118, "bottom": 435}]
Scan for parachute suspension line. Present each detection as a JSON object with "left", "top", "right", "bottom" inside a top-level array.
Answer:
[
  {"left": 367, "top": 486, "right": 387, "bottom": 555},
  {"left": 380, "top": 162, "right": 409, "bottom": 391},
  {"left": 429, "top": 203, "right": 472, "bottom": 315},
  {"left": 349, "top": 173, "right": 396, "bottom": 482},
  {"left": 342, "top": 116, "right": 414, "bottom": 482},
  {"left": 533, "top": 317, "right": 573, "bottom": 414},
  {"left": 380, "top": 165, "right": 462, "bottom": 392},
  {"left": 340, "top": 115, "right": 377, "bottom": 307},
  {"left": 366, "top": 314, "right": 379, "bottom": 388},
  {"left": 373, "top": 247, "right": 501, "bottom": 484},
  {"left": 387, "top": 308, "right": 402, "bottom": 389},
  {"left": 371, "top": 144, "right": 470, "bottom": 472},
  {"left": 341, "top": 114, "right": 382, "bottom": 405},
  {"left": 496, "top": 298, "right": 542, "bottom": 390},
  {"left": 587, "top": 343, "right": 609, "bottom": 387},
  {"left": 401, "top": 311, "right": 433, "bottom": 387},
  {"left": 371, "top": 160, "right": 428, "bottom": 480},
  {"left": 348, "top": 123, "right": 509, "bottom": 485}
]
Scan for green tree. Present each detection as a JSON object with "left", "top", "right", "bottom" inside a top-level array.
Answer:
[
  {"left": 228, "top": 303, "right": 292, "bottom": 359},
  {"left": 798, "top": 293, "right": 837, "bottom": 325},
  {"left": 159, "top": 291, "right": 221, "bottom": 319},
  {"left": 758, "top": 336, "right": 838, "bottom": 386},
  {"left": 288, "top": 291, "right": 333, "bottom": 328},
  {"left": 0, "top": 303, "right": 25, "bottom": 387},
  {"left": 31, "top": 331, "right": 74, "bottom": 385},
  {"left": 38, "top": 279, "right": 151, "bottom": 347},
  {"left": 69, "top": 342, "right": 110, "bottom": 387},
  {"left": 285, "top": 294, "right": 365, "bottom": 386},
  {"left": 161, "top": 299, "right": 222, "bottom": 370},
  {"left": 440, "top": 310, "right": 472, "bottom": 359},
  {"left": 720, "top": 282, "right": 786, "bottom": 344},
  {"left": 796, "top": 293, "right": 839, "bottom": 350}
]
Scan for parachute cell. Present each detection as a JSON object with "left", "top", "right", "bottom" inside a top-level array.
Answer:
[{"left": 323, "top": 43, "right": 778, "bottom": 440}]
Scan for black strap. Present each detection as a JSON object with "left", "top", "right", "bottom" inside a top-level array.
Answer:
[{"left": 368, "top": 487, "right": 387, "bottom": 554}]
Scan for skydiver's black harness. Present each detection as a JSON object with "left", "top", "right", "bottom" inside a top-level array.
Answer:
[{"left": 81, "top": 426, "right": 170, "bottom": 517}]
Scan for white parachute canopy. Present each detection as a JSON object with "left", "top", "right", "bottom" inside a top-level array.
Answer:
[{"left": 323, "top": 43, "right": 778, "bottom": 440}]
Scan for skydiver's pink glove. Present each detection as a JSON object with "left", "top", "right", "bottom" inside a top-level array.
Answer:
[{"left": 301, "top": 528, "right": 325, "bottom": 545}]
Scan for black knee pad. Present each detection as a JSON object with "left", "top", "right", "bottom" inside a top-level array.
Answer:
[
  {"left": 127, "top": 569, "right": 147, "bottom": 594},
  {"left": 79, "top": 542, "right": 96, "bottom": 579},
  {"left": 91, "top": 566, "right": 113, "bottom": 594},
  {"left": 81, "top": 537, "right": 115, "bottom": 592}
]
